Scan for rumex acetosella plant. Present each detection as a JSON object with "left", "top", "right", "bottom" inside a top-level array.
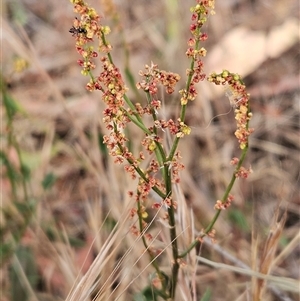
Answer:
[{"left": 69, "top": 0, "right": 253, "bottom": 299}]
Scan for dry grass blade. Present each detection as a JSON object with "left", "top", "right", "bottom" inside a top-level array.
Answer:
[
  {"left": 93, "top": 211, "right": 163, "bottom": 300},
  {"left": 271, "top": 231, "right": 300, "bottom": 269},
  {"left": 102, "top": 231, "right": 161, "bottom": 301},
  {"left": 65, "top": 210, "right": 130, "bottom": 301},
  {"left": 113, "top": 227, "right": 189, "bottom": 301},
  {"left": 256, "top": 208, "right": 287, "bottom": 300},
  {"left": 203, "top": 235, "right": 296, "bottom": 301},
  {"left": 196, "top": 256, "right": 299, "bottom": 293}
]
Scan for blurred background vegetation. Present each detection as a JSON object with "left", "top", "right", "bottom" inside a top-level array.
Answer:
[{"left": 1, "top": 0, "right": 299, "bottom": 300}]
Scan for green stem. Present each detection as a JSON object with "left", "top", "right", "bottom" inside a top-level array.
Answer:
[
  {"left": 167, "top": 38, "right": 199, "bottom": 162},
  {"left": 164, "top": 168, "right": 179, "bottom": 298},
  {"left": 136, "top": 195, "right": 169, "bottom": 296},
  {"left": 121, "top": 108, "right": 151, "bottom": 134},
  {"left": 163, "top": 23, "right": 203, "bottom": 299}
]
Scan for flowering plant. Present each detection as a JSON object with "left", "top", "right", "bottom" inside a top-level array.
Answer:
[{"left": 69, "top": 0, "right": 253, "bottom": 299}]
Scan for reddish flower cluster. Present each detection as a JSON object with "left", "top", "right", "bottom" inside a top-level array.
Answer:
[
  {"left": 69, "top": 0, "right": 113, "bottom": 78},
  {"left": 207, "top": 70, "right": 254, "bottom": 149},
  {"left": 136, "top": 62, "right": 180, "bottom": 95},
  {"left": 179, "top": 85, "right": 199, "bottom": 105},
  {"left": 152, "top": 202, "right": 162, "bottom": 210},
  {"left": 137, "top": 177, "right": 160, "bottom": 201},
  {"left": 152, "top": 276, "right": 163, "bottom": 290},
  {"left": 179, "top": 1, "right": 214, "bottom": 105},
  {"left": 235, "top": 166, "right": 253, "bottom": 179},
  {"left": 230, "top": 157, "right": 239, "bottom": 165},
  {"left": 168, "top": 151, "right": 185, "bottom": 184},
  {"left": 69, "top": 0, "right": 137, "bottom": 177},
  {"left": 151, "top": 119, "right": 191, "bottom": 140},
  {"left": 130, "top": 225, "right": 140, "bottom": 237},
  {"left": 214, "top": 194, "right": 234, "bottom": 210},
  {"left": 151, "top": 196, "right": 178, "bottom": 213},
  {"left": 207, "top": 228, "right": 216, "bottom": 243},
  {"left": 141, "top": 134, "right": 161, "bottom": 154},
  {"left": 97, "top": 57, "right": 128, "bottom": 113}
]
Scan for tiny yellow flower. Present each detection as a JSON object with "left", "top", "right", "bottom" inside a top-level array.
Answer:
[
  {"left": 240, "top": 105, "right": 247, "bottom": 114},
  {"left": 149, "top": 140, "right": 156, "bottom": 151},
  {"left": 102, "top": 26, "right": 111, "bottom": 35},
  {"left": 13, "top": 58, "right": 29, "bottom": 73},
  {"left": 240, "top": 143, "right": 246, "bottom": 149},
  {"left": 141, "top": 211, "right": 148, "bottom": 219}
]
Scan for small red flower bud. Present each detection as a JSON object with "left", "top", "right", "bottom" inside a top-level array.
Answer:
[
  {"left": 190, "top": 23, "right": 197, "bottom": 32},
  {"left": 200, "top": 33, "right": 208, "bottom": 41}
]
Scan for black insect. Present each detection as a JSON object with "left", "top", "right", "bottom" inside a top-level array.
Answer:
[
  {"left": 69, "top": 25, "right": 87, "bottom": 37},
  {"left": 69, "top": 18, "right": 87, "bottom": 37}
]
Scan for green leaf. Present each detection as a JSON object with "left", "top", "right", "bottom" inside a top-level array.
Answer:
[
  {"left": 200, "top": 287, "right": 212, "bottom": 301},
  {"left": 15, "top": 199, "right": 36, "bottom": 217},
  {"left": 1, "top": 79, "right": 25, "bottom": 119},
  {"left": 133, "top": 286, "right": 158, "bottom": 301},
  {"left": 42, "top": 173, "right": 57, "bottom": 190},
  {"left": 10, "top": 246, "right": 39, "bottom": 301},
  {"left": 20, "top": 163, "right": 31, "bottom": 181},
  {"left": 227, "top": 208, "right": 249, "bottom": 231},
  {"left": 125, "top": 66, "right": 138, "bottom": 93},
  {"left": 0, "top": 150, "right": 20, "bottom": 183},
  {"left": 0, "top": 242, "right": 14, "bottom": 267},
  {"left": 68, "top": 235, "right": 85, "bottom": 248}
]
